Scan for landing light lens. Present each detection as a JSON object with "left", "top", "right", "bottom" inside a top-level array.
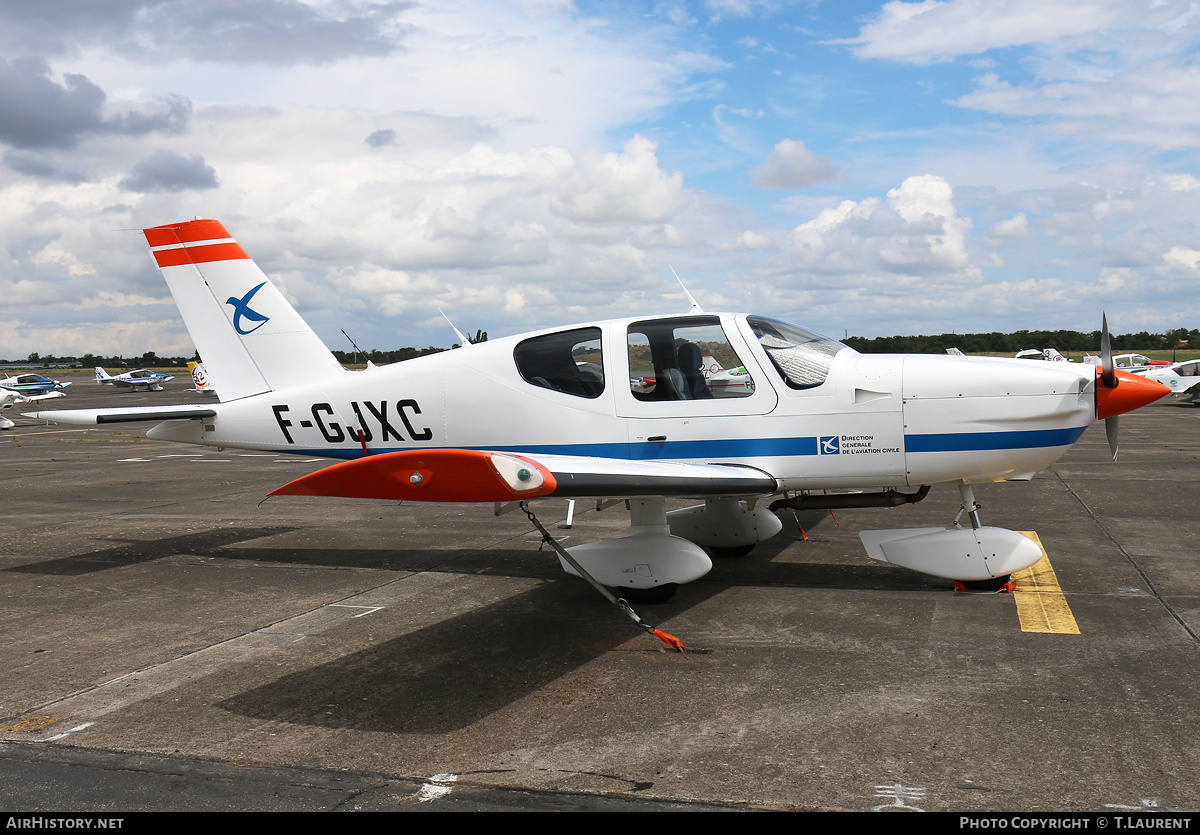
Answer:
[{"left": 489, "top": 454, "right": 545, "bottom": 493}]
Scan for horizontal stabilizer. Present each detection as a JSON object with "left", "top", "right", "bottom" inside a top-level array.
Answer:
[{"left": 26, "top": 405, "right": 217, "bottom": 425}]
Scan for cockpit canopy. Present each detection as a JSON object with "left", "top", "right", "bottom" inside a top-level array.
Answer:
[{"left": 511, "top": 314, "right": 849, "bottom": 401}]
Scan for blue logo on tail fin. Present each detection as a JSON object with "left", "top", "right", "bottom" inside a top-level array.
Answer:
[{"left": 226, "top": 282, "right": 269, "bottom": 335}]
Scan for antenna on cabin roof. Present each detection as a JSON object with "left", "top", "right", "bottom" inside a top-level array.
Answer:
[
  {"left": 437, "top": 307, "right": 471, "bottom": 347},
  {"left": 341, "top": 329, "right": 363, "bottom": 364},
  {"left": 668, "top": 264, "right": 704, "bottom": 314}
]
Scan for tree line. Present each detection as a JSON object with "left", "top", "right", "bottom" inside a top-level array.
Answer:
[
  {"left": 7, "top": 327, "right": 1197, "bottom": 367},
  {"left": 844, "top": 327, "right": 1200, "bottom": 355},
  {"left": 1, "top": 351, "right": 197, "bottom": 368},
  {"left": 1, "top": 347, "right": 452, "bottom": 368}
]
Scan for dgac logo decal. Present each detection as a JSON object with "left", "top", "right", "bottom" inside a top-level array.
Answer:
[
  {"left": 226, "top": 281, "right": 270, "bottom": 335},
  {"left": 819, "top": 435, "right": 840, "bottom": 455}
]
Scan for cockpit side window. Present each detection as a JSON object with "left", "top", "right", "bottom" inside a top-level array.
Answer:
[
  {"left": 627, "top": 316, "right": 755, "bottom": 401},
  {"left": 747, "top": 316, "right": 849, "bottom": 390},
  {"left": 514, "top": 327, "right": 604, "bottom": 398}
]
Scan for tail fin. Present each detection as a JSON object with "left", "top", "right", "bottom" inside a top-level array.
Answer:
[
  {"left": 187, "top": 361, "right": 216, "bottom": 394},
  {"left": 95, "top": 366, "right": 111, "bottom": 383},
  {"left": 700, "top": 354, "right": 726, "bottom": 377},
  {"left": 144, "top": 220, "right": 346, "bottom": 401}
]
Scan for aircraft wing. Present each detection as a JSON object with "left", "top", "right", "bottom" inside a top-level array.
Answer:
[
  {"left": 270, "top": 449, "right": 779, "bottom": 503},
  {"left": 1179, "top": 382, "right": 1200, "bottom": 403},
  {"left": 13, "top": 391, "right": 65, "bottom": 404},
  {"left": 25, "top": 405, "right": 217, "bottom": 424}
]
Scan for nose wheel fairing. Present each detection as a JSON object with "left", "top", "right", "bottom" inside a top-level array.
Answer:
[{"left": 860, "top": 525, "right": 1044, "bottom": 581}]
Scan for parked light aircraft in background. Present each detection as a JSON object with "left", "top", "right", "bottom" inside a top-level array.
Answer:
[
  {"left": 1016, "top": 348, "right": 1069, "bottom": 362},
  {"left": 1, "top": 373, "right": 71, "bottom": 395},
  {"left": 31, "top": 219, "right": 1168, "bottom": 643},
  {"left": 1132, "top": 359, "right": 1200, "bottom": 404},
  {"left": 95, "top": 367, "right": 174, "bottom": 391},
  {"left": 699, "top": 354, "right": 755, "bottom": 397},
  {"left": 1083, "top": 353, "right": 1171, "bottom": 370},
  {"left": 1, "top": 389, "right": 63, "bottom": 429},
  {"left": 187, "top": 361, "right": 217, "bottom": 395}
]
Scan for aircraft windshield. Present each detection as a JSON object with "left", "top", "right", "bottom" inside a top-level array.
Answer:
[{"left": 746, "top": 316, "right": 849, "bottom": 390}]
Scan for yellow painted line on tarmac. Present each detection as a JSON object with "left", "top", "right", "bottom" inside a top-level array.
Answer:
[
  {"left": 1011, "top": 531, "right": 1080, "bottom": 635},
  {"left": 0, "top": 715, "right": 61, "bottom": 736}
]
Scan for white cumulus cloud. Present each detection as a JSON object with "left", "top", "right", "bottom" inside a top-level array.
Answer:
[
  {"left": 786, "top": 174, "right": 975, "bottom": 278},
  {"left": 752, "top": 139, "right": 843, "bottom": 190}
]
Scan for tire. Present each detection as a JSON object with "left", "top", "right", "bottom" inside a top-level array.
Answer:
[
  {"left": 710, "top": 544, "right": 755, "bottom": 558},
  {"left": 612, "top": 583, "right": 679, "bottom": 604}
]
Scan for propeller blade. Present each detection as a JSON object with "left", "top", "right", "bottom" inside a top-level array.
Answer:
[
  {"left": 1105, "top": 416, "right": 1119, "bottom": 461},
  {"left": 1100, "top": 313, "right": 1117, "bottom": 389}
]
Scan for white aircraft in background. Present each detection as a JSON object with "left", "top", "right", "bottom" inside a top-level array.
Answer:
[
  {"left": 1016, "top": 348, "right": 1070, "bottom": 362},
  {"left": 699, "top": 353, "right": 755, "bottom": 397},
  {"left": 187, "top": 362, "right": 217, "bottom": 395},
  {"left": 95, "top": 367, "right": 175, "bottom": 391},
  {"left": 1082, "top": 353, "right": 1171, "bottom": 370},
  {"left": 1, "top": 389, "right": 64, "bottom": 429},
  {"left": 1132, "top": 359, "right": 1200, "bottom": 404},
  {"left": 32, "top": 219, "right": 1168, "bottom": 649},
  {"left": 1, "top": 373, "right": 71, "bottom": 395}
]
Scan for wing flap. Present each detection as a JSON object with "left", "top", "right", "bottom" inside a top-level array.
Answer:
[{"left": 530, "top": 453, "right": 778, "bottom": 497}]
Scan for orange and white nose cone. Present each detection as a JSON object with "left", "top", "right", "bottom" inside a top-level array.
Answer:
[{"left": 1095, "top": 368, "right": 1171, "bottom": 420}]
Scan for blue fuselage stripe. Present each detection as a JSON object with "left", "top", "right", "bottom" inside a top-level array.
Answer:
[
  {"left": 287, "top": 426, "right": 1088, "bottom": 460},
  {"left": 903, "top": 426, "right": 1087, "bottom": 453}
]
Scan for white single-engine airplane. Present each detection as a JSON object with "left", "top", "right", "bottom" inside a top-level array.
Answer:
[
  {"left": 2, "top": 389, "right": 64, "bottom": 429},
  {"left": 95, "top": 367, "right": 175, "bottom": 391},
  {"left": 1084, "top": 353, "right": 1171, "bottom": 370},
  {"left": 31, "top": 220, "right": 1168, "bottom": 646},
  {"left": 1133, "top": 358, "right": 1200, "bottom": 405}
]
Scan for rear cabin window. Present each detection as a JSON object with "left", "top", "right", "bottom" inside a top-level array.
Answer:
[
  {"left": 514, "top": 327, "right": 604, "bottom": 398},
  {"left": 627, "top": 316, "right": 755, "bottom": 401}
]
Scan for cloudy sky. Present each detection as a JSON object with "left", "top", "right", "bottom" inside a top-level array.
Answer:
[{"left": 2, "top": 0, "right": 1199, "bottom": 358}]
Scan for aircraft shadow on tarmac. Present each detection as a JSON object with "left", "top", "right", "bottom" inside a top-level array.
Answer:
[
  {"left": 3, "top": 527, "right": 301, "bottom": 576},
  {"left": 2, "top": 512, "right": 941, "bottom": 594},
  {"left": 217, "top": 577, "right": 647, "bottom": 734},
  {"left": 215, "top": 540, "right": 941, "bottom": 736},
  {"left": 8, "top": 516, "right": 944, "bottom": 734}
]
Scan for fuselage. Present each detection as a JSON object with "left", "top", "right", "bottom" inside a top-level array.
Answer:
[
  {"left": 147, "top": 312, "right": 1100, "bottom": 491},
  {"left": 0, "top": 374, "right": 69, "bottom": 394},
  {"left": 1136, "top": 359, "right": 1200, "bottom": 403}
]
